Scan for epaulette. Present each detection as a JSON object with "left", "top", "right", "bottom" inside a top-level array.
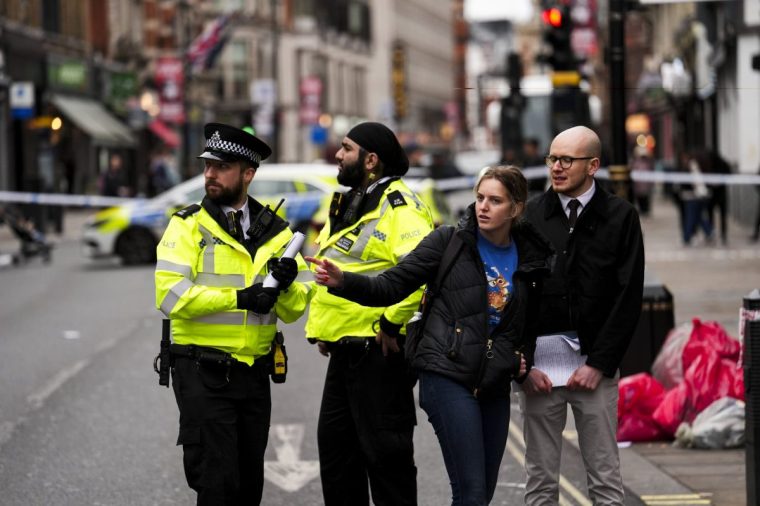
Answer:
[
  {"left": 387, "top": 190, "right": 407, "bottom": 208},
  {"left": 173, "top": 204, "right": 202, "bottom": 219}
]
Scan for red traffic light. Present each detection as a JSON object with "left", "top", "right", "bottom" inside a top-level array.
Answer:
[{"left": 542, "top": 8, "right": 563, "bottom": 28}]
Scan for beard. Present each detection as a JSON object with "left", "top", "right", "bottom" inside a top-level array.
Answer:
[
  {"left": 337, "top": 152, "right": 366, "bottom": 188},
  {"left": 205, "top": 177, "right": 245, "bottom": 206}
]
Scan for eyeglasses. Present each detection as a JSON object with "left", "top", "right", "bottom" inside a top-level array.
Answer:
[{"left": 545, "top": 155, "right": 595, "bottom": 169}]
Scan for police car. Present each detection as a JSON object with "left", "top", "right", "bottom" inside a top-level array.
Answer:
[{"left": 82, "top": 163, "right": 339, "bottom": 265}]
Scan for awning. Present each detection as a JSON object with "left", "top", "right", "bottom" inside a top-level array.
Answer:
[
  {"left": 148, "top": 119, "right": 180, "bottom": 148},
  {"left": 50, "top": 94, "right": 136, "bottom": 148},
  {"left": 639, "top": 0, "right": 730, "bottom": 3}
]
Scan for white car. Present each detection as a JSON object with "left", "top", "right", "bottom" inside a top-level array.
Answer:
[{"left": 82, "top": 163, "right": 339, "bottom": 265}]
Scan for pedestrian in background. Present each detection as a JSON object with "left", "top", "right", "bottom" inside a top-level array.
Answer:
[
  {"left": 427, "top": 149, "right": 463, "bottom": 180},
  {"left": 705, "top": 149, "right": 731, "bottom": 245},
  {"left": 155, "top": 123, "right": 311, "bottom": 505},
  {"left": 677, "top": 150, "right": 714, "bottom": 245},
  {"left": 309, "top": 165, "right": 553, "bottom": 506},
  {"left": 100, "top": 153, "right": 130, "bottom": 197},
  {"left": 522, "top": 137, "right": 548, "bottom": 197},
  {"left": 751, "top": 164, "right": 760, "bottom": 243},
  {"left": 304, "top": 122, "right": 433, "bottom": 506},
  {"left": 521, "top": 126, "right": 645, "bottom": 505},
  {"left": 149, "top": 147, "right": 180, "bottom": 196},
  {"left": 631, "top": 145, "right": 654, "bottom": 217}
]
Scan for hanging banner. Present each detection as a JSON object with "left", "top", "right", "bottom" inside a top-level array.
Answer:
[
  {"left": 155, "top": 57, "right": 185, "bottom": 124},
  {"left": 299, "top": 76, "right": 322, "bottom": 125}
]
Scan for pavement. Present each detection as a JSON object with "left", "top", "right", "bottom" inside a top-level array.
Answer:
[{"left": 1, "top": 194, "right": 758, "bottom": 505}]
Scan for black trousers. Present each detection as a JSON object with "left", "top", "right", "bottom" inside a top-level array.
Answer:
[
  {"left": 317, "top": 339, "right": 418, "bottom": 506},
  {"left": 172, "top": 355, "right": 271, "bottom": 506}
]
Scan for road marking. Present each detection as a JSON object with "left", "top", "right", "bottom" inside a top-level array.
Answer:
[
  {"left": 508, "top": 423, "right": 591, "bottom": 506},
  {"left": 496, "top": 481, "right": 526, "bottom": 489},
  {"left": 27, "top": 358, "right": 90, "bottom": 409},
  {"left": 647, "top": 247, "right": 760, "bottom": 263},
  {"left": 264, "top": 423, "right": 320, "bottom": 492},
  {"left": 0, "top": 324, "right": 132, "bottom": 452},
  {"left": 640, "top": 493, "right": 712, "bottom": 505}
]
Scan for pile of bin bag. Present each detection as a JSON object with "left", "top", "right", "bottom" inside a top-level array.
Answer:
[{"left": 617, "top": 318, "right": 744, "bottom": 443}]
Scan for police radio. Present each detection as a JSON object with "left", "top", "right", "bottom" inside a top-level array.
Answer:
[
  {"left": 270, "top": 331, "right": 288, "bottom": 383},
  {"left": 248, "top": 198, "right": 284, "bottom": 243},
  {"left": 329, "top": 189, "right": 364, "bottom": 231}
]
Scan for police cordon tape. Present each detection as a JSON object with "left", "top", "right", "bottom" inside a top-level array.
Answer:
[
  {"left": 0, "top": 190, "right": 323, "bottom": 208},
  {"left": 433, "top": 165, "right": 760, "bottom": 192},
  {"left": 1, "top": 166, "right": 760, "bottom": 207},
  {"left": 0, "top": 191, "right": 136, "bottom": 207}
]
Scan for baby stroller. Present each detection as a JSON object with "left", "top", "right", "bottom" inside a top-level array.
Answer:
[{"left": 0, "top": 205, "right": 53, "bottom": 264}]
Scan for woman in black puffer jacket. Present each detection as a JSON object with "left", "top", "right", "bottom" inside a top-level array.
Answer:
[{"left": 309, "top": 166, "right": 553, "bottom": 505}]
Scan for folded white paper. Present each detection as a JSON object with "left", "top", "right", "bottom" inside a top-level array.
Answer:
[{"left": 532, "top": 334, "right": 587, "bottom": 387}]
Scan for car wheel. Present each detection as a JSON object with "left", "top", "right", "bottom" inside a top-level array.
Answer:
[{"left": 116, "top": 227, "right": 157, "bottom": 265}]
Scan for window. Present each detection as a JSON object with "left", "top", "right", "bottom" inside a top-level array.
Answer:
[
  {"left": 228, "top": 39, "right": 250, "bottom": 99},
  {"left": 42, "top": 0, "right": 60, "bottom": 33}
]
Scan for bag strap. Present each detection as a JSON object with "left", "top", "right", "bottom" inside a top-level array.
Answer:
[
  {"left": 416, "top": 231, "right": 463, "bottom": 328},
  {"left": 431, "top": 231, "right": 463, "bottom": 294}
]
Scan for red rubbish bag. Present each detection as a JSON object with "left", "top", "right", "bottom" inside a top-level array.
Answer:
[
  {"left": 652, "top": 382, "right": 689, "bottom": 437},
  {"left": 617, "top": 373, "right": 668, "bottom": 442},
  {"left": 682, "top": 319, "right": 740, "bottom": 371},
  {"left": 652, "top": 319, "right": 745, "bottom": 437}
]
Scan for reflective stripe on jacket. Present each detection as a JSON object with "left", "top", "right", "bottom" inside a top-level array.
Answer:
[
  {"left": 305, "top": 179, "right": 434, "bottom": 341},
  {"left": 155, "top": 205, "right": 311, "bottom": 365}
]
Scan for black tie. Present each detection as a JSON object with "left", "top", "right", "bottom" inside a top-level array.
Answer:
[
  {"left": 228, "top": 210, "right": 244, "bottom": 242},
  {"left": 567, "top": 199, "right": 580, "bottom": 231}
]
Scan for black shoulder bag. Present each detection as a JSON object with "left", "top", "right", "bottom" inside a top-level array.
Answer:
[{"left": 404, "top": 232, "right": 463, "bottom": 364}]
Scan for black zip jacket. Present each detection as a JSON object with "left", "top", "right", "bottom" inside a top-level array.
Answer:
[{"left": 335, "top": 204, "right": 553, "bottom": 398}]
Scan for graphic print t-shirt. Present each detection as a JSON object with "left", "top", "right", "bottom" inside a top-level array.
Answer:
[{"left": 477, "top": 231, "right": 518, "bottom": 330}]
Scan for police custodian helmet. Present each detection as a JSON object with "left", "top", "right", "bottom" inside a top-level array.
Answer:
[{"left": 197, "top": 123, "right": 272, "bottom": 168}]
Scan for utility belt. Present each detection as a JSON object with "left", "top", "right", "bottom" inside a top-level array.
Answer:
[
  {"left": 170, "top": 344, "right": 247, "bottom": 367},
  {"left": 321, "top": 336, "right": 374, "bottom": 351},
  {"left": 154, "top": 319, "right": 287, "bottom": 387}
]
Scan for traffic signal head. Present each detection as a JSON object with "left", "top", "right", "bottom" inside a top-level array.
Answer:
[
  {"left": 539, "top": 4, "right": 575, "bottom": 71},
  {"left": 542, "top": 8, "right": 563, "bottom": 28}
]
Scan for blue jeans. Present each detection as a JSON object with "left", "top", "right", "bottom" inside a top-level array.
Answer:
[
  {"left": 418, "top": 371, "right": 510, "bottom": 506},
  {"left": 682, "top": 198, "right": 713, "bottom": 244}
]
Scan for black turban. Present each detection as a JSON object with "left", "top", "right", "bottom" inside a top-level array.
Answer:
[{"left": 346, "top": 122, "right": 409, "bottom": 176}]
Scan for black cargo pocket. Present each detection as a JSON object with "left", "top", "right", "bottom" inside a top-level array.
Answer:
[{"left": 176, "top": 425, "right": 204, "bottom": 490}]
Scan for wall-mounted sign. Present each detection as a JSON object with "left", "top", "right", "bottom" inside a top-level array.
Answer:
[
  {"left": 10, "top": 82, "right": 35, "bottom": 119},
  {"left": 47, "top": 59, "right": 90, "bottom": 92}
]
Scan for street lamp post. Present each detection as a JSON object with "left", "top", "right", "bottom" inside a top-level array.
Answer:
[
  {"left": 608, "top": 0, "right": 631, "bottom": 202},
  {"left": 0, "top": 47, "right": 9, "bottom": 191},
  {"left": 270, "top": 0, "right": 279, "bottom": 162}
]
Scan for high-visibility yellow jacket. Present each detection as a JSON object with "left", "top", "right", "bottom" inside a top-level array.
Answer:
[
  {"left": 305, "top": 178, "right": 434, "bottom": 341},
  {"left": 155, "top": 199, "right": 311, "bottom": 365}
]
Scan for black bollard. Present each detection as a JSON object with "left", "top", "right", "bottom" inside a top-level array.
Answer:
[{"left": 744, "top": 288, "right": 760, "bottom": 506}]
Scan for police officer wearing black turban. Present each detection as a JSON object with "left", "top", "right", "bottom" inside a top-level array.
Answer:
[
  {"left": 155, "top": 123, "right": 311, "bottom": 505},
  {"left": 304, "top": 122, "right": 435, "bottom": 505}
]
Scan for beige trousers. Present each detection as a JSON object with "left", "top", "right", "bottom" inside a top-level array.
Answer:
[{"left": 518, "top": 375, "right": 624, "bottom": 506}]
